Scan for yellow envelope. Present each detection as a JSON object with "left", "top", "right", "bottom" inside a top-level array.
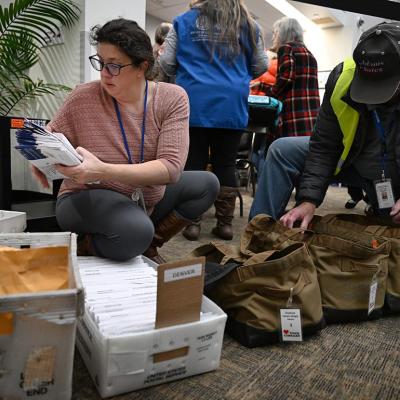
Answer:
[{"left": 0, "top": 246, "right": 69, "bottom": 295}]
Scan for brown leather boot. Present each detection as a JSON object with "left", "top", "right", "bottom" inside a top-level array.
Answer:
[
  {"left": 182, "top": 217, "right": 201, "bottom": 241},
  {"left": 211, "top": 186, "right": 237, "bottom": 240},
  {"left": 144, "top": 212, "right": 190, "bottom": 264},
  {"left": 77, "top": 234, "right": 94, "bottom": 256},
  {"left": 143, "top": 246, "right": 167, "bottom": 265}
]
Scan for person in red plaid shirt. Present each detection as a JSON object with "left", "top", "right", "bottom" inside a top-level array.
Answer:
[{"left": 251, "top": 17, "right": 320, "bottom": 138}]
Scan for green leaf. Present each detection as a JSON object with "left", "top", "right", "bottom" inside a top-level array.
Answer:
[
  {"left": 0, "top": 0, "right": 80, "bottom": 115},
  {"left": 0, "top": 30, "right": 38, "bottom": 71},
  {"left": 0, "top": 76, "right": 71, "bottom": 115}
]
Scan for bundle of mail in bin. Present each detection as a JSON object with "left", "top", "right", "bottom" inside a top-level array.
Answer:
[
  {"left": 14, "top": 119, "right": 81, "bottom": 180},
  {"left": 77, "top": 255, "right": 213, "bottom": 336},
  {"left": 78, "top": 256, "right": 158, "bottom": 336}
]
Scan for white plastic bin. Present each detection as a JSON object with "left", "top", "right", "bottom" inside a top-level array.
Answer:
[
  {"left": 0, "top": 210, "right": 26, "bottom": 233},
  {"left": 0, "top": 232, "right": 82, "bottom": 400},
  {"left": 75, "top": 257, "right": 227, "bottom": 398}
]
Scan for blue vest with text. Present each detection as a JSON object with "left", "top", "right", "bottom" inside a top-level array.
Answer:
[{"left": 174, "top": 9, "right": 254, "bottom": 130}]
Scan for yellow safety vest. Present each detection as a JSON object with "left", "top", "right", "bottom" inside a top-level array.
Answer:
[{"left": 330, "top": 58, "right": 360, "bottom": 175}]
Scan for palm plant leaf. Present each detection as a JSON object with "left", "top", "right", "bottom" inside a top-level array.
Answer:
[
  {"left": 0, "top": 75, "right": 70, "bottom": 115},
  {"left": 0, "top": 0, "right": 80, "bottom": 115},
  {"left": 0, "top": 30, "right": 38, "bottom": 72},
  {"left": 0, "top": 0, "right": 80, "bottom": 47}
]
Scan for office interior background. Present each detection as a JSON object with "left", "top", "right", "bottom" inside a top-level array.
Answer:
[{"left": 1, "top": 0, "right": 394, "bottom": 120}]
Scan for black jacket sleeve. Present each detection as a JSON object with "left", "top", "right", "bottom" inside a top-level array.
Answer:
[{"left": 296, "top": 62, "right": 346, "bottom": 207}]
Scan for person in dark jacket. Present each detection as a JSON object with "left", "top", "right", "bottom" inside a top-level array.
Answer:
[
  {"left": 249, "top": 22, "right": 400, "bottom": 227},
  {"left": 250, "top": 17, "right": 320, "bottom": 138}
]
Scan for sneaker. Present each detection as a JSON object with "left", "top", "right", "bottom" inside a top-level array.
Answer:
[{"left": 345, "top": 199, "right": 359, "bottom": 209}]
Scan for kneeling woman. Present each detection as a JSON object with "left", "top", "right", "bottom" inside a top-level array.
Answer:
[{"left": 32, "top": 18, "right": 219, "bottom": 262}]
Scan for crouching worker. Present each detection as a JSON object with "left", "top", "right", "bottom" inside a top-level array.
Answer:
[
  {"left": 250, "top": 22, "right": 400, "bottom": 228},
  {"left": 32, "top": 18, "right": 219, "bottom": 262}
]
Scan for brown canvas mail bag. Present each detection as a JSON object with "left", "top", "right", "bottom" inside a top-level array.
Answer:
[
  {"left": 304, "top": 225, "right": 390, "bottom": 322},
  {"left": 311, "top": 214, "right": 400, "bottom": 313},
  {"left": 241, "top": 215, "right": 390, "bottom": 323},
  {"left": 206, "top": 242, "right": 325, "bottom": 347}
]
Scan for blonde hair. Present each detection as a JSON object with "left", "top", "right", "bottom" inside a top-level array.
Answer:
[{"left": 189, "top": 0, "right": 258, "bottom": 60}]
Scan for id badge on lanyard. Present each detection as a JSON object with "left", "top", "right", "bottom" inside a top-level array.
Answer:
[
  {"left": 113, "top": 80, "right": 148, "bottom": 213},
  {"left": 131, "top": 188, "right": 147, "bottom": 213},
  {"left": 374, "top": 175, "right": 395, "bottom": 209},
  {"left": 372, "top": 110, "right": 395, "bottom": 209}
]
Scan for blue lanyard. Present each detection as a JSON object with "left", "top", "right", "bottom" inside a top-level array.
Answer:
[
  {"left": 372, "top": 110, "right": 389, "bottom": 176},
  {"left": 113, "top": 79, "right": 148, "bottom": 164}
]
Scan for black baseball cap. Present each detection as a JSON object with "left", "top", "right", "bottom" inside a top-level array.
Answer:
[{"left": 350, "top": 22, "right": 400, "bottom": 104}]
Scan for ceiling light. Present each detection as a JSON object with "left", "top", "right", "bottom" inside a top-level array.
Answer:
[{"left": 264, "top": 0, "right": 319, "bottom": 32}]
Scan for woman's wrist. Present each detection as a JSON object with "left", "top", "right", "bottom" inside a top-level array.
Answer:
[{"left": 99, "top": 162, "right": 113, "bottom": 181}]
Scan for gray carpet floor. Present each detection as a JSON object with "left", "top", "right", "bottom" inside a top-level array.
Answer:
[{"left": 72, "top": 187, "right": 400, "bottom": 400}]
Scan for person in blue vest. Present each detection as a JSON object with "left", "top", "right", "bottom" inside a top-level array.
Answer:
[
  {"left": 159, "top": 0, "right": 267, "bottom": 241},
  {"left": 249, "top": 21, "right": 400, "bottom": 228}
]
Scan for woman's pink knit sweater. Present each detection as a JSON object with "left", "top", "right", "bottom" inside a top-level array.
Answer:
[{"left": 48, "top": 80, "right": 189, "bottom": 212}]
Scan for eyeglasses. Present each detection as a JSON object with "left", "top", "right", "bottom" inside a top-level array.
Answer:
[{"left": 89, "top": 55, "right": 133, "bottom": 76}]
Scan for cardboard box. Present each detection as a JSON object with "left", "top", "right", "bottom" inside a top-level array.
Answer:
[
  {"left": 0, "top": 210, "right": 26, "bottom": 233},
  {"left": 75, "top": 258, "right": 227, "bottom": 398},
  {"left": 0, "top": 232, "right": 83, "bottom": 400}
]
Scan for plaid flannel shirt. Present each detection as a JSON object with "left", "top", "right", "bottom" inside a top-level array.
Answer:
[{"left": 260, "top": 42, "right": 320, "bottom": 137}]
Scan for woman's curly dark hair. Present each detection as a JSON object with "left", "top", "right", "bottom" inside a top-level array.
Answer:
[{"left": 90, "top": 18, "right": 154, "bottom": 79}]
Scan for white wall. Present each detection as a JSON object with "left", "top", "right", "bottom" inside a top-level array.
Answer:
[
  {"left": 83, "top": 0, "right": 146, "bottom": 82},
  {"left": 3, "top": 0, "right": 388, "bottom": 118},
  {"left": 303, "top": 13, "right": 385, "bottom": 101},
  {"left": 26, "top": 0, "right": 84, "bottom": 119},
  {"left": 7, "top": 0, "right": 146, "bottom": 119},
  {"left": 313, "top": 13, "right": 384, "bottom": 72}
]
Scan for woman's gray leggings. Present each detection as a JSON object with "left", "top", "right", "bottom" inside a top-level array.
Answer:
[{"left": 56, "top": 171, "right": 219, "bottom": 261}]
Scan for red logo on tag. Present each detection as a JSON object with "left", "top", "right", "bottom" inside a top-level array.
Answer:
[{"left": 283, "top": 329, "right": 289, "bottom": 335}]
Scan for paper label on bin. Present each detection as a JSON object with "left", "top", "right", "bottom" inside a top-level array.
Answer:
[
  {"left": 156, "top": 257, "right": 205, "bottom": 329},
  {"left": 23, "top": 346, "right": 56, "bottom": 390},
  {"left": 153, "top": 346, "right": 189, "bottom": 363},
  {"left": 164, "top": 263, "right": 202, "bottom": 282}
]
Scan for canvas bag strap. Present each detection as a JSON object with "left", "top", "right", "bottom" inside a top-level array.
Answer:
[
  {"left": 189, "top": 241, "right": 245, "bottom": 265},
  {"left": 319, "top": 214, "right": 338, "bottom": 224},
  {"left": 364, "top": 225, "right": 388, "bottom": 236},
  {"left": 256, "top": 271, "right": 311, "bottom": 298},
  {"left": 232, "top": 250, "right": 276, "bottom": 282},
  {"left": 272, "top": 228, "right": 312, "bottom": 249},
  {"left": 240, "top": 214, "right": 281, "bottom": 256},
  {"left": 234, "top": 243, "right": 308, "bottom": 282},
  {"left": 340, "top": 261, "right": 382, "bottom": 274}
]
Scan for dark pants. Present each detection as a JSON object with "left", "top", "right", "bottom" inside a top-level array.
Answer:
[
  {"left": 56, "top": 171, "right": 219, "bottom": 261},
  {"left": 185, "top": 127, "right": 243, "bottom": 187}
]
